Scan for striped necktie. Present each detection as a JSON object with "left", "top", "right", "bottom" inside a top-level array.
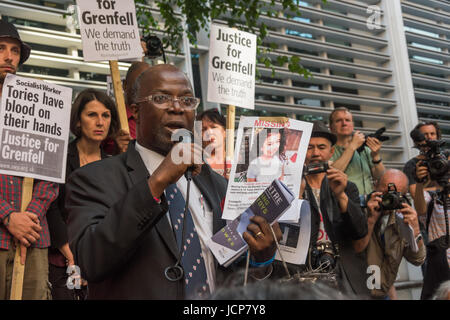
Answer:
[{"left": 166, "top": 183, "right": 209, "bottom": 299}]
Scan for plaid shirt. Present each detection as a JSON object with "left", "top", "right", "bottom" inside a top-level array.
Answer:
[{"left": 0, "top": 175, "right": 58, "bottom": 249}]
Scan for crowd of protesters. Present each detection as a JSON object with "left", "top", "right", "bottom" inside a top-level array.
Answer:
[{"left": 0, "top": 19, "right": 448, "bottom": 300}]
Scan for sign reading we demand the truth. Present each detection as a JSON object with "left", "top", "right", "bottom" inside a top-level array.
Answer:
[
  {"left": 76, "top": 0, "right": 142, "bottom": 62},
  {"left": 0, "top": 74, "right": 72, "bottom": 183},
  {"left": 207, "top": 24, "right": 257, "bottom": 109}
]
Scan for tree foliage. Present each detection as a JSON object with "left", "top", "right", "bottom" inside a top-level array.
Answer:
[{"left": 135, "top": 0, "right": 326, "bottom": 78}]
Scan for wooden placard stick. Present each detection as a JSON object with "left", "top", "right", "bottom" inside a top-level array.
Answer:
[
  {"left": 226, "top": 105, "right": 236, "bottom": 163},
  {"left": 109, "top": 60, "right": 130, "bottom": 133},
  {"left": 10, "top": 177, "right": 34, "bottom": 300}
]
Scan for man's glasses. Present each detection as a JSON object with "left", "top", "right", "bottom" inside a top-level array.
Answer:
[{"left": 135, "top": 94, "right": 200, "bottom": 110}]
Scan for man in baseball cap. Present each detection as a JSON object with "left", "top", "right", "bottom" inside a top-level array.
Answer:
[
  {"left": 295, "top": 120, "right": 369, "bottom": 297},
  {"left": 0, "top": 19, "right": 31, "bottom": 88}
]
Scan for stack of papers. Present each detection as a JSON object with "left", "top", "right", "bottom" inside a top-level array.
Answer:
[{"left": 208, "top": 179, "right": 295, "bottom": 267}]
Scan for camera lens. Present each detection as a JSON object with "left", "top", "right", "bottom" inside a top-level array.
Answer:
[
  {"left": 147, "top": 36, "right": 161, "bottom": 50},
  {"left": 143, "top": 35, "right": 163, "bottom": 59},
  {"left": 381, "top": 194, "right": 394, "bottom": 208}
]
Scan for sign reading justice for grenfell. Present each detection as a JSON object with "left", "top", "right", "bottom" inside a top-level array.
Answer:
[
  {"left": 76, "top": 0, "right": 143, "bottom": 62},
  {"left": 0, "top": 74, "right": 72, "bottom": 184},
  {"left": 207, "top": 24, "right": 257, "bottom": 109}
]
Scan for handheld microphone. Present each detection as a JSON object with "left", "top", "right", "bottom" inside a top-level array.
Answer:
[
  {"left": 165, "top": 129, "right": 195, "bottom": 283},
  {"left": 175, "top": 129, "right": 194, "bottom": 181}
]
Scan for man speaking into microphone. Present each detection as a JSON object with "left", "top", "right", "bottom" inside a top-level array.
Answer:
[{"left": 65, "top": 64, "right": 280, "bottom": 299}]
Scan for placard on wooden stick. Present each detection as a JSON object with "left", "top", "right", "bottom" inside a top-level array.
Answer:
[
  {"left": 109, "top": 60, "right": 129, "bottom": 133},
  {"left": 10, "top": 177, "right": 34, "bottom": 300},
  {"left": 0, "top": 74, "right": 72, "bottom": 299},
  {"left": 207, "top": 25, "right": 257, "bottom": 174},
  {"left": 226, "top": 105, "right": 236, "bottom": 162}
]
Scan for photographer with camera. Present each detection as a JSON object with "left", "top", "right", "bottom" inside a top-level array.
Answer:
[
  {"left": 403, "top": 121, "right": 446, "bottom": 198},
  {"left": 289, "top": 121, "right": 369, "bottom": 297},
  {"left": 329, "top": 107, "right": 386, "bottom": 198},
  {"left": 413, "top": 160, "right": 449, "bottom": 300},
  {"left": 353, "top": 169, "right": 425, "bottom": 299}
]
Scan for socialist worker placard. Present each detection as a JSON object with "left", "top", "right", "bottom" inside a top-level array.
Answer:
[{"left": 0, "top": 74, "right": 72, "bottom": 183}]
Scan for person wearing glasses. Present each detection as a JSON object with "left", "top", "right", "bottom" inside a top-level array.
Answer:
[{"left": 65, "top": 64, "right": 281, "bottom": 299}]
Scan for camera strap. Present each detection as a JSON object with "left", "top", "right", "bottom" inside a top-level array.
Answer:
[
  {"left": 426, "top": 190, "right": 450, "bottom": 247},
  {"left": 425, "top": 192, "right": 437, "bottom": 234},
  {"left": 305, "top": 181, "right": 336, "bottom": 245}
]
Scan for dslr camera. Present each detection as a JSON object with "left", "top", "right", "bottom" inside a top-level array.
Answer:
[
  {"left": 142, "top": 34, "right": 166, "bottom": 61},
  {"left": 380, "top": 183, "right": 408, "bottom": 211},
  {"left": 410, "top": 128, "right": 449, "bottom": 186},
  {"left": 419, "top": 140, "right": 449, "bottom": 185},
  {"left": 310, "top": 243, "right": 337, "bottom": 272},
  {"left": 304, "top": 162, "right": 329, "bottom": 176},
  {"left": 357, "top": 127, "right": 390, "bottom": 153}
]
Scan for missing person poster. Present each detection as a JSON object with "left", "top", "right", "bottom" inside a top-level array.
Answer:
[
  {"left": 76, "top": 0, "right": 143, "bottom": 62},
  {"left": 207, "top": 24, "right": 256, "bottom": 109},
  {"left": 0, "top": 74, "right": 72, "bottom": 183},
  {"left": 222, "top": 116, "right": 313, "bottom": 220}
]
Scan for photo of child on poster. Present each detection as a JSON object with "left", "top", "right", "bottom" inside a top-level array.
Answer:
[
  {"left": 233, "top": 126, "right": 303, "bottom": 183},
  {"left": 222, "top": 117, "right": 313, "bottom": 220},
  {"left": 246, "top": 128, "right": 286, "bottom": 183}
]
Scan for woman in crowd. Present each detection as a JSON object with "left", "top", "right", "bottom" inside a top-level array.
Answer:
[
  {"left": 247, "top": 128, "right": 286, "bottom": 182},
  {"left": 47, "top": 88, "right": 119, "bottom": 299},
  {"left": 196, "top": 109, "right": 230, "bottom": 179}
]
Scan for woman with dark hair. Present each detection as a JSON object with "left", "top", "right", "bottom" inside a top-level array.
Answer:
[
  {"left": 247, "top": 128, "right": 286, "bottom": 182},
  {"left": 196, "top": 109, "right": 230, "bottom": 179},
  {"left": 47, "top": 88, "right": 119, "bottom": 299}
]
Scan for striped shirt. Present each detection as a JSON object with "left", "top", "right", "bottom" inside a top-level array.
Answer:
[
  {"left": 421, "top": 191, "right": 450, "bottom": 266},
  {"left": 0, "top": 175, "right": 58, "bottom": 249}
]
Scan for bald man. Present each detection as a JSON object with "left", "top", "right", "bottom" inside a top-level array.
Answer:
[
  {"left": 353, "top": 169, "right": 425, "bottom": 299},
  {"left": 66, "top": 64, "right": 281, "bottom": 299},
  {"left": 102, "top": 61, "right": 151, "bottom": 155}
]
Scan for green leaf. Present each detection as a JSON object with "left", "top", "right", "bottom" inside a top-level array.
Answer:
[{"left": 134, "top": 0, "right": 312, "bottom": 77}]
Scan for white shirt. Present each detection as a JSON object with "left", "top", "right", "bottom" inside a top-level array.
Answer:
[
  {"left": 247, "top": 156, "right": 282, "bottom": 182},
  {"left": 135, "top": 142, "right": 216, "bottom": 292}
]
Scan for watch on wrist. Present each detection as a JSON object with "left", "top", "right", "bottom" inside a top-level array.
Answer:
[
  {"left": 2, "top": 213, "right": 11, "bottom": 227},
  {"left": 372, "top": 158, "right": 382, "bottom": 164}
]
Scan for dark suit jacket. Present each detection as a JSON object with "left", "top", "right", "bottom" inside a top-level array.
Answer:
[
  {"left": 65, "top": 141, "right": 228, "bottom": 299},
  {"left": 47, "top": 139, "right": 108, "bottom": 253},
  {"left": 305, "top": 178, "right": 370, "bottom": 297}
]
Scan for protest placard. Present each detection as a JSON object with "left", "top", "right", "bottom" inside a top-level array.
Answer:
[
  {"left": 207, "top": 24, "right": 256, "bottom": 109},
  {"left": 76, "top": 0, "right": 143, "bottom": 62},
  {"left": 0, "top": 74, "right": 72, "bottom": 183},
  {"left": 222, "top": 116, "right": 313, "bottom": 221}
]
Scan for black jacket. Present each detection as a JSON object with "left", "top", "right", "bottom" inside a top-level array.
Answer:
[
  {"left": 65, "top": 141, "right": 229, "bottom": 299},
  {"left": 304, "top": 178, "right": 370, "bottom": 297},
  {"left": 47, "top": 139, "right": 108, "bottom": 250}
]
